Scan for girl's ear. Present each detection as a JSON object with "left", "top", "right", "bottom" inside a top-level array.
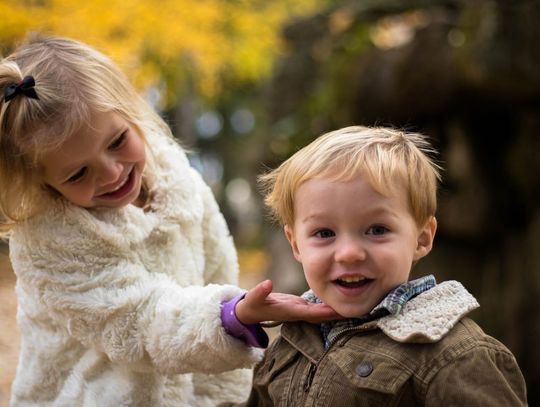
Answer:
[
  {"left": 414, "top": 216, "right": 437, "bottom": 261},
  {"left": 284, "top": 224, "right": 302, "bottom": 263}
]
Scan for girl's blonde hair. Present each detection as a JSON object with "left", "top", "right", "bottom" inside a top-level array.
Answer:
[
  {"left": 0, "top": 34, "right": 171, "bottom": 235},
  {"left": 259, "top": 126, "right": 442, "bottom": 227}
]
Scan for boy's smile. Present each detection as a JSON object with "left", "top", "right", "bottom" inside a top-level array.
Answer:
[
  {"left": 40, "top": 111, "right": 146, "bottom": 209},
  {"left": 285, "top": 175, "right": 436, "bottom": 318}
]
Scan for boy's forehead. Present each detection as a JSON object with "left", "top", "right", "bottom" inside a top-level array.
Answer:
[
  {"left": 292, "top": 171, "right": 415, "bottom": 219},
  {"left": 291, "top": 175, "right": 415, "bottom": 226},
  {"left": 299, "top": 168, "right": 405, "bottom": 196}
]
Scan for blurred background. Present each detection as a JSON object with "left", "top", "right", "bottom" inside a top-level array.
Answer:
[{"left": 1, "top": 0, "right": 539, "bottom": 405}]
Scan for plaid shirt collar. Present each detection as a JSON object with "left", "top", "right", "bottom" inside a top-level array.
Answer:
[{"left": 312, "top": 275, "right": 437, "bottom": 348}]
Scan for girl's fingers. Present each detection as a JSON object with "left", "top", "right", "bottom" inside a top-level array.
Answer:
[
  {"left": 236, "top": 280, "right": 274, "bottom": 324},
  {"left": 246, "top": 280, "right": 273, "bottom": 304},
  {"left": 240, "top": 281, "right": 342, "bottom": 324}
]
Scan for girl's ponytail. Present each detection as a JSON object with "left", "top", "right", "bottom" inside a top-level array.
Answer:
[{"left": 0, "top": 60, "right": 45, "bottom": 237}]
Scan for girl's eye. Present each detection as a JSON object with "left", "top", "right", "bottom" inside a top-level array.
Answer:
[
  {"left": 367, "top": 225, "right": 389, "bottom": 236},
  {"left": 108, "top": 132, "right": 126, "bottom": 150},
  {"left": 315, "top": 229, "right": 335, "bottom": 239},
  {"left": 67, "top": 167, "right": 87, "bottom": 183}
]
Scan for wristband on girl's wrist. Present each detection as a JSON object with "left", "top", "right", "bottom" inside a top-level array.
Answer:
[{"left": 221, "top": 293, "right": 269, "bottom": 348}]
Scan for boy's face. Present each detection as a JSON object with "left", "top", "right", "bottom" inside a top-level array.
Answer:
[{"left": 285, "top": 174, "right": 436, "bottom": 318}]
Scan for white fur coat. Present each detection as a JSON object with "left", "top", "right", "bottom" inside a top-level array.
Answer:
[{"left": 9, "top": 130, "right": 262, "bottom": 406}]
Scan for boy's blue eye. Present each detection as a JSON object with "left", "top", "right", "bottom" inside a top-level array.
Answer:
[
  {"left": 367, "top": 225, "right": 388, "bottom": 236},
  {"left": 315, "top": 229, "right": 335, "bottom": 238},
  {"left": 67, "top": 167, "right": 87, "bottom": 183},
  {"left": 109, "top": 132, "right": 126, "bottom": 150}
]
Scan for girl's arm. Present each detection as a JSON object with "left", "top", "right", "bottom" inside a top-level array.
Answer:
[{"left": 10, "top": 215, "right": 262, "bottom": 376}]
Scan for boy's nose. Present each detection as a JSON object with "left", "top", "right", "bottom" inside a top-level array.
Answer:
[{"left": 335, "top": 237, "right": 367, "bottom": 263}]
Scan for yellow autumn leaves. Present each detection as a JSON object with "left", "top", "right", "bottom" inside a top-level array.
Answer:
[{"left": 0, "top": 0, "right": 321, "bottom": 104}]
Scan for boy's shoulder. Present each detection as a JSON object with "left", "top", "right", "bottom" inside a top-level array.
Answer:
[{"left": 258, "top": 310, "right": 525, "bottom": 405}]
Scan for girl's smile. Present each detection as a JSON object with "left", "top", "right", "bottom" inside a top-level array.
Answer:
[
  {"left": 40, "top": 111, "right": 146, "bottom": 209},
  {"left": 94, "top": 165, "right": 136, "bottom": 200}
]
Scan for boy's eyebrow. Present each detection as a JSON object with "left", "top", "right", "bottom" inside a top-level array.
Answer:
[
  {"left": 300, "top": 206, "right": 401, "bottom": 223},
  {"left": 364, "top": 206, "right": 400, "bottom": 216},
  {"left": 299, "top": 212, "right": 330, "bottom": 222}
]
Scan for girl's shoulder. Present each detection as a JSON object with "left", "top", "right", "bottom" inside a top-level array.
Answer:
[
  {"left": 143, "top": 130, "right": 208, "bottom": 220},
  {"left": 11, "top": 201, "right": 128, "bottom": 253}
]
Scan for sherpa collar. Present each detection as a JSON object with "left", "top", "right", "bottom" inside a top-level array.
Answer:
[
  {"left": 376, "top": 280, "right": 479, "bottom": 343},
  {"left": 317, "top": 275, "right": 436, "bottom": 348},
  {"left": 303, "top": 280, "right": 479, "bottom": 344}
]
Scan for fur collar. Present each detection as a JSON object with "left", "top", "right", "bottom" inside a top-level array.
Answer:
[{"left": 377, "top": 280, "right": 479, "bottom": 343}]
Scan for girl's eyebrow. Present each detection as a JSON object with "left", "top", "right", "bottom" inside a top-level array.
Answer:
[
  {"left": 106, "top": 125, "right": 128, "bottom": 143},
  {"left": 57, "top": 165, "right": 84, "bottom": 184},
  {"left": 58, "top": 158, "right": 85, "bottom": 177},
  {"left": 57, "top": 125, "right": 126, "bottom": 180},
  {"left": 42, "top": 155, "right": 83, "bottom": 184}
]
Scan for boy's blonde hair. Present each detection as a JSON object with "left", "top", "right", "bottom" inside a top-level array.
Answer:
[
  {"left": 259, "top": 126, "right": 441, "bottom": 227},
  {"left": 0, "top": 34, "right": 170, "bottom": 234}
]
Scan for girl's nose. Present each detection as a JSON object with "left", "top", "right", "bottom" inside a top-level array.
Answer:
[
  {"left": 97, "top": 158, "right": 123, "bottom": 185},
  {"left": 335, "top": 237, "right": 366, "bottom": 263}
]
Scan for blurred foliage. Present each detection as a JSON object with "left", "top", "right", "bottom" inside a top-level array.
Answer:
[{"left": 0, "top": 0, "right": 328, "bottom": 105}]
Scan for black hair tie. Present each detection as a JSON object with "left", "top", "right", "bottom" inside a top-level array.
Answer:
[{"left": 4, "top": 75, "right": 39, "bottom": 102}]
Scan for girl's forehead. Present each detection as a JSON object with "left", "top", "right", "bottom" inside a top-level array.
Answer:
[
  {"left": 28, "top": 105, "right": 95, "bottom": 154},
  {"left": 34, "top": 111, "right": 114, "bottom": 156}
]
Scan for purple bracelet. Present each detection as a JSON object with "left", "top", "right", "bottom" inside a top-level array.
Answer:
[{"left": 221, "top": 293, "right": 269, "bottom": 348}]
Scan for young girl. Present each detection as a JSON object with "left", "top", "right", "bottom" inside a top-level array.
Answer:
[{"left": 0, "top": 34, "right": 336, "bottom": 407}]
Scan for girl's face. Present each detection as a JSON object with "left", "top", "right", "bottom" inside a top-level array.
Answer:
[
  {"left": 41, "top": 111, "right": 146, "bottom": 209},
  {"left": 285, "top": 175, "right": 436, "bottom": 318}
]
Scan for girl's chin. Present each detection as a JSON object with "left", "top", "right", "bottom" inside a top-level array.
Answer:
[{"left": 91, "top": 187, "right": 142, "bottom": 209}]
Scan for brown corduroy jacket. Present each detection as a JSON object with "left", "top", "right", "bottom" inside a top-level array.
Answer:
[{"left": 235, "top": 281, "right": 527, "bottom": 406}]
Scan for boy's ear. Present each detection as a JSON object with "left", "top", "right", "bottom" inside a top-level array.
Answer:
[
  {"left": 414, "top": 216, "right": 437, "bottom": 261},
  {"left": 284, "top": 225, "right": 301, "bottom": 262}
]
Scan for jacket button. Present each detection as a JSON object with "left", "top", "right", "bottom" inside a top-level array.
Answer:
[{"left": 355, "top": 361, "right": 373, "bottom": 377}]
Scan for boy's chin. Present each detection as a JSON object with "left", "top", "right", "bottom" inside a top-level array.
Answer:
[{"left": 331, "top": 304, "right": 373, "bottom": 319}]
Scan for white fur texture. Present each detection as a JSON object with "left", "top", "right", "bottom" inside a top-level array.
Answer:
[{"left": 9, "top": 130, "right": 262, "bottom": 406}]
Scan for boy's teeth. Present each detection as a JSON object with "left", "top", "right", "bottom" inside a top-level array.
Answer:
[{"left": 340, "top": 276, "right": 365, "bottom": 283}]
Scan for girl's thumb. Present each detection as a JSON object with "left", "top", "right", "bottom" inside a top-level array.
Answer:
[{"left": 252, "top": 279, "right": 273, "bottom": 301}]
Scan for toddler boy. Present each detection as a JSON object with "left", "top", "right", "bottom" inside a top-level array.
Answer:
[{"left": 242, "top": 126, "right": 527, "bottom": 406}]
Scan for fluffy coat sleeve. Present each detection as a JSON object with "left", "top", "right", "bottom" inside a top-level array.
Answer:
[{"left": 10, "top": 194, "right": 262, "bottom": 377}]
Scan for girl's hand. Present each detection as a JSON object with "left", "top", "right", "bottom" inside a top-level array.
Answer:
[{"left": 235, "top": 280, "right": 342, "bottom": 325}]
